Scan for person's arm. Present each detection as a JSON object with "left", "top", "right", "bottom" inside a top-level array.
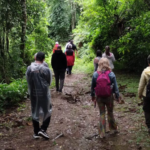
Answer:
[
  {"left": 138, "top": 71, "right": 146, "bottom": 98},
  {"left": 26, "top": 67, "right": 31, "bottom": 95},
  {"left": 91, "top": 72, "right": 98, "bottom": 97},
  {"left": 51, "top": 54, "right": 54, "bottom": 69},
  {"left": 73, "top": 52, "right": 75, "bottom": 62},
  {"left": 111, "top": 53, "right": 116, "bottom": 62},
  {"left": 110, "top": 73, "right": 119, "bottom": 100},
  {"left": 46, "top": 68, "right": 52, "bottom": 86},
  {"left": 75, "top": 45, "right": 78, "bottom": 56},
  {"left": 64, "top": 54, "right": 67, "bottom": 69}
]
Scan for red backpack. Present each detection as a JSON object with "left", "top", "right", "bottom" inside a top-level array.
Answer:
[{"left": 95, "top": 71, "right": 112, "bottom": 98}]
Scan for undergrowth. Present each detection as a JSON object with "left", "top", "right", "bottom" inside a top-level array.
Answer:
[{"left": 0, "top": 79, "right": 28, "bottom": 112}]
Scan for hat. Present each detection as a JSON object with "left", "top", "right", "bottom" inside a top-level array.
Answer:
[{"left": 55, "top": 42, "right": 59, "bottom": 44}]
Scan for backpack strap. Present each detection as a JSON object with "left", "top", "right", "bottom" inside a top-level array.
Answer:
[
  {"left": 97, "top": 71, "right": 101, "bottom": 76},
  {"left": 105, "top": 70, "right": 111, "bottom": 75}
]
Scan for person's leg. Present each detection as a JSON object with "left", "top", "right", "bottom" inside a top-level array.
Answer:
[
  {"left": 54, "top": 70, "right": 59, "bottom": 91},
  {"left": 30, "top": 97, "right": 40, "bottom": 138},
  {"left": 69, "top": 66, "right": 73, "bottom": 75},
  {"left": 41, "top": 116, "right": 51, "bottom": 131},
  {"left": 105, "top": 95, "right": 117, "bottom": 131},
  {"left": 59, "top": 70, "right": 65, "bottom": 92},
  {"left": 32, "top": 119, "right": 40, "bottom": 135},
  {"left": 68, "top": 66, "right": 73, "bottom": 75},
  {"left": 97, "top": 97, "right": 106, "bottom": 137},
  {"left": 143, "top": 97, "right": 150, "bottom": 131}
]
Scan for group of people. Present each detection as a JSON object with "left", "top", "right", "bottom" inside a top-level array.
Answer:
[
  {"left": 26, "top": 40, "right": 77, "bottom": 139},
  {"left": 51, "top": 41, "right": 77, "bottom": 92},
  {"left": 91, "top": 46, "right": 119, "bottom": 138},
  {"left": 92, "top": 46, "right": 150, "bottom": 138},
  {"left": 26, "top": 43, "right": 150, "bottom": 140}
]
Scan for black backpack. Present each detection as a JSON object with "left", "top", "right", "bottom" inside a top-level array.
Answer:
[{"left": 146, "top": 79, "right": 150, "bottom": 98}]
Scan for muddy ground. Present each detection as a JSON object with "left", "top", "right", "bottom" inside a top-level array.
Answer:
[{"left": 0, "top": 73, "right": 150, "bottom": 150}]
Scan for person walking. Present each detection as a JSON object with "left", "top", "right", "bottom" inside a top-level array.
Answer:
[
  {"left": 70, "top": 40, "right": 78, "bottom": 56},
  {"left": 53, "top": 42, "right": 59, "bottom": 53},
  {"left": 26, "top": 52, "right": 52, "bottom": 139},
  {"left": 91, "top": 58, "right": 120, "bottom": 138},
  {"left": 94, "top": 50, "right": 102, "bottom": 71},
  {"left": 34, "top": 53, "right": 49, "bottom": 67},
  {"left": 102, "top": 46, "right": 115, "bottom": 70},
  {"left": 138, "top": 55, "right": 150, "bottom": 134},
  {"left": 65, "top": 44, "right": 75, "bottom": 75},
  {"left": 51, "top": 46, "right": 67, "bottom": 92},
  {"left": 64, "top": 40, "right": 71, "bottom": 53}
]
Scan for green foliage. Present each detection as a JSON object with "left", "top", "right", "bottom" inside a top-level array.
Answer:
[
  {"left": 48, "top": 0, "right": 71, "bottom": 42},
  {"left": 74, "top": 0, "right": 150, "bottom": 72},
  {"left": 0, "top": 79, "right": 28, "bottom": 112}
]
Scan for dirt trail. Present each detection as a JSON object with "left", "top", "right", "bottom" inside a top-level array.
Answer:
[{"left": 0, "top": 73, "right": 149, "bottom": 150}]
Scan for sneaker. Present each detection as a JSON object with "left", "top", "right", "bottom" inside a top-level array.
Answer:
[
  {"left": 38, "top": 130, "right": 49, "bottom": 139},
  {"left": 99, "top": 133, "right": 105, "bottom": 139},
  {"left": 33, "top": 134, "right": 41, "bottom": 139}
]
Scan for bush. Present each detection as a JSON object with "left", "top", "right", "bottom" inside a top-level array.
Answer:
[{"left": 0, "top": 79, "right": 28, "bottom": 112}]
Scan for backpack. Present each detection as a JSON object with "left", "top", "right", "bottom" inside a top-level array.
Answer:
[
  {"left": 146, "top": 79, "right": 150, "bottom": 98},
  {"left": 95, "top": 71, "right": 112, "bottom": 98}
]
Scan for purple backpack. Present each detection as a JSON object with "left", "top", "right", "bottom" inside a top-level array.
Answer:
[{"left": 95, "top": 71, "right": 112, "bottom": 98}]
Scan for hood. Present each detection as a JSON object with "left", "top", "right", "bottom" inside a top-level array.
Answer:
[
  {"left": 55, "top": 50, "right": 62, "bottom": 55},
  {"left": 144, "top": 66, "right": 150, "bottom": 76},
  {"left": 30, "top": 62, "right": 43, "bottom": 72}
]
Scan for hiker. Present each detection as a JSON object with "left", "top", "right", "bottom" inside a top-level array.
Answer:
[
  {"left": 70, "top": 40, "right": 78, "bottom": 56},
  {"left": 138, "top": 55, "right": 150, "bottom": 134},
  {"left": 51, "top": 46, "right": 67, "bottom": 92},
  {"left": 102, "top": 46, "right": 115, "bottom": 70},
  {"left": 94, "top": 50, "right": 102, "bottom": 71},
  {"left": 91, "top": 58, "right": 120, "bottom": 138},
  {"left": 26, "top": 52, "right": 52, "bottom": 139},
  {"left": 34, "top": 53, "right": 49, "bottom": 67},
  {"left": 53, "top": 42, "right": 59, "bottom": 53},
  {"left": 64, "top": 40, "right": 71, "bottom": 53},
  {"left": 65, "top": 44, "right": 75, "bottom": 75}
]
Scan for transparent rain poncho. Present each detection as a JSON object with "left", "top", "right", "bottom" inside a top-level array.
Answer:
[{"left": 26, "top": 62, "right": 52, "bottom": 122}]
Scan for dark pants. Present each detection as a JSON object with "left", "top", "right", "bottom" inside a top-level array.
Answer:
[
  {"left": 67, "top": 66, "right": 73, "bottom": 75},
  {"left": 32, "top": 116, "right": 51, "bottom": 134},
  {"left": 143, "top": 97, "right": 150, "bottom": 129},
  {"left": 54, "top": 69, "right": 65, "bottom": 92}
]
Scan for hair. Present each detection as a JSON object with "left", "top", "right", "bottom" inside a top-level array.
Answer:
[
  {"left": 57, "top": 45, "right": 62, "bottom": 50},
  {"left": 36, "top": 52, "right": 45, "bottom": 62},
  {"left": 97, "top": 58, "right": 111, "bottom": 72},
  {"left": 67, "top": 43, "right": 72, "bottom": 49},
  {"left": 96, "top": 50, "right": 102, "bottom": 57},
  {"left": 70, "top": 40, "right": 73, "bottom": 44},
  {"left": 147, "top": 55, "right": 150, "bottom": 64},
  {"left": 105, "top": 46, "right": 110, "bottom": 56}
]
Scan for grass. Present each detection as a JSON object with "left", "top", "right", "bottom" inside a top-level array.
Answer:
[
  {"left": 73, "top": 57, "right": 94, "bottom": 75},
  {"left": 116, "top": 72, "right": 140, "bottom": 94}
]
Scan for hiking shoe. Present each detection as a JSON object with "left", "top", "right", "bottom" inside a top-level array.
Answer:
[
  {"left": 109, "top": 130, "right": 119, "bottom": 135},
  {"left": 33, "top": 134, "right": 41, "bottom": 139},
  {"left": 38, "top": 130, "right": 49, "bottom": 139}
]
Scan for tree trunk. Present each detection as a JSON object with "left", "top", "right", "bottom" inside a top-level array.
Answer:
[{"left": 20, "top": 0, "right": 27, "bottom": 59}]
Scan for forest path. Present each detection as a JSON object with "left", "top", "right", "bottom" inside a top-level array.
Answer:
[{"left": 0, "top": 73, "right": 149, "bottom": 150}]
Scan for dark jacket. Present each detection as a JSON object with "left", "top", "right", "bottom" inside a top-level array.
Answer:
[{"left": 51, "top": 50, "right": 67, "bottom": 70}]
